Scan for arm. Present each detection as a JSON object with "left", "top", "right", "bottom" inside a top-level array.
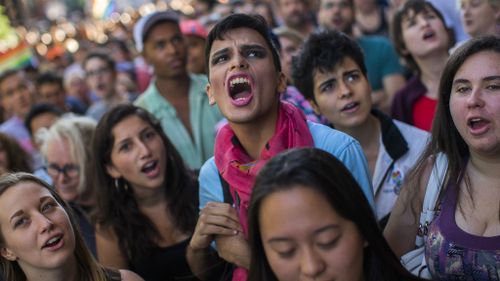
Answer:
[
  {"left": 95, "top": 224, "right": 128, "bottom": 269},
  {"left": 119, "top": 269, "right": 145, "bottom": 281},
  {"left": 187, "top": 202, "right": 243, "bottom": 279},
  {"left": 383, "top": 158, "right": 432, "bottom": 257}
]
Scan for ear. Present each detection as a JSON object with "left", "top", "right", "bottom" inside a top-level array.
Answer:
[
  {"left": 106, "top": 164, "right": 122, "bottom": 179},
  {"left": 1, "top": 246, "right": 17, "bottom": 261},
  {"left": 277, "top": 72, "right": 287, "bottom": 94},
  {"left": 308, "top": 99, "right": 321, "bottom": 116},
  {"left": 206, "top": 83, "right": 216, "bottom": 105}
]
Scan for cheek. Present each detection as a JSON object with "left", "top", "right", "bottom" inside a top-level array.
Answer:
[
  {"left": 324, "top": 238, "right": 365, "bottom": 279},
  {"left": 264, "top": 250, "right": 297, "bottom": 280},
  {"left": 449, "top": 97, "right": 463, "bottom": 129}
]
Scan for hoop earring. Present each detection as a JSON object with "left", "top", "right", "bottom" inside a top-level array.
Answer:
[{"left": 114, "top": 178, "right": 120, "bottom": 190}]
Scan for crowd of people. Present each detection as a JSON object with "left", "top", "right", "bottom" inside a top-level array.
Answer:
[{"left": 0, "top": 0, "right": 499, "bottom": 280}]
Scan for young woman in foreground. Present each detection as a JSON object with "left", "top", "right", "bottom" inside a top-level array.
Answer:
[
  {"left": 247, "top": 148, "right": 424, "bottom": 281},
  {"left": 0, "top": 172, "right": 142, "bottom": 281}
]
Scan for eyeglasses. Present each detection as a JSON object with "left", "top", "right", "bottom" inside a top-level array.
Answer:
[
  {"left": 46, "top": 164, "right": 80, "bottom": 178},
  {"left": 85, "top": 67, "right": 111, "bottom": 78}
]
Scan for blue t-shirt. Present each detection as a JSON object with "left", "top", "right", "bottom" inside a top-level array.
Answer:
[{"left": 198, "top": 121, "right": 375, "bottom": 210}]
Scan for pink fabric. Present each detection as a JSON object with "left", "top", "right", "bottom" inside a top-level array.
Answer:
[{"left": 214, "top": 101, "right": 314, "bottom": 281}]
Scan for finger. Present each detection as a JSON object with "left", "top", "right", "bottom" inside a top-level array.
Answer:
[
  {"left": 198, "top": 212, "right": 243, "bottom": 231},
  {"left": 203, "top": 202, "right": 240, "bottom": 219}
]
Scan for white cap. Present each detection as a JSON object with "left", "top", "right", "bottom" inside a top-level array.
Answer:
[{"left": 133, "top": 10, "right": 179, "bottom": 53}]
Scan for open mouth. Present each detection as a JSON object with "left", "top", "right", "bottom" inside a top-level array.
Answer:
[
  {"left": 342, "top": 102, "right": 359, "bottom": 112},
  {"left": 228, "top": 75, "right": 253, "bottom": 106},
  {"left": 422, "top": 30, "right": 435, "bottom": 40},
  {"left": 141, "top": 160, "right": 158, "bottom": 174},
  {"left": 42, "top": 235, "right": 63, "bottom": 249},
  {"left": 229, "top": 77, "right": 252, "bottom": 99},
  {"left": 468, "top": 117, "right": 489, "bottom": 129}
]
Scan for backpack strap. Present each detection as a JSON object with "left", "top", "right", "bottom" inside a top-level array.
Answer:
[{"left": 219, "top": 173, "right": 234, "bottom": 205}]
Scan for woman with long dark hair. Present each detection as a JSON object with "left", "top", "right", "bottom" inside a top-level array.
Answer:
[
  {"left": 248, "top": 148, "right": 425, "bottom": 281},
  {"left": 385, "top": 36, "right": 500, "bottom": 279},
  {"left": 90, "top": 104, "right": 206, "bottom": 280}
]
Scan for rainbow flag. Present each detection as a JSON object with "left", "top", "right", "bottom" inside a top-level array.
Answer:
[
  {"left": 0, "top": 41, "right": 35, "bottom": 73},
  {"left": 92, "top": 0, "right": 116, "bottom": 19}
]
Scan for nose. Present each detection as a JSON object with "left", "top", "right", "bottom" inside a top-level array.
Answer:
[
  {"left": 138, "top": 140, "right": 152, "bottom": 158},
  {"left": 418, "top": 15, "right": 431, "bottom": 28},
  {"left": 164, "top": 42, "right": 178, "bottom": 56},
  {"left": 467, "top": 87, "right": 485, "bottom": 108},
  {"left": 300, "top": 247, "right": 326, "bottom": 278},
  {"left": 230, "top": 52, "right": 248, "bottom": 71},
  {"left": 337, "top": 80, "right": 351, "bottom": 99},
  {"left": 36, "top": 213, "right": 54, "bottom": 234}
]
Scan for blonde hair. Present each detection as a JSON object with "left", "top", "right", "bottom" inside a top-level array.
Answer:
[
  {"left": 38, "top": 115, "right": 97, "bottom": 200},
  {"left": 0, "top": 173, "right": 109, "bottom": 281}
]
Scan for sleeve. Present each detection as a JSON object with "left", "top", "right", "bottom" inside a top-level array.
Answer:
[
  {"left": 336, "top": 140, "right": 376, "bottom": 210},
  {"left": 309, "top": 122, "right": 375, "bottom": 210},
  {"left": 198, "top": 157, "right": 224, "bottom": 210}
]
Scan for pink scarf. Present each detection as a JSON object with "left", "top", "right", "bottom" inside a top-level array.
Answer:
[{"left": 214, "top": 102, "right": 314, "bottom": 281}]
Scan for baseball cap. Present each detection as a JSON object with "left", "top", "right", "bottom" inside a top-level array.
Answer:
[
  {"left": 180, "top": 20, "right": 208, "bottom": 39},
  {"left": 133, "top": 10, "right": 180, "bottom": 52}
]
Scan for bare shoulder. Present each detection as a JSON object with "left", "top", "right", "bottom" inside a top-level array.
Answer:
[{"left": 119, "top": 269, "right": 144, "bottom": 281}]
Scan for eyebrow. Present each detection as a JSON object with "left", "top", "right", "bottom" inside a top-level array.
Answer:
[
  {"left": 211, "top": 44, "right": 268, "bottom": 60},
  {"left": 211, "top": 48, "right": 229, "bottom": 61},
  {"left": 267, "top": 224, "right": 339, "bottom": 243},
  {"left": 453, "top": 76, "right": 500, "bottom": 85},
  {"left": 9, "top": 210, "right": 24, "bottom": 223},
  {"left": 240, "top": 44, "right": 267, "bottom": 53},
  {"left": 318, "top": 77, "right": 337, "bottom": 90}
]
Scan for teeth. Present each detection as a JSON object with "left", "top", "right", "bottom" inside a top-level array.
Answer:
[
  {"left": 230, "top": 77, "right": 250, "bottom": 87},
  {"left": 144, "top": 162, "right": 155, "bottom": 169},
  {"left": 46, "top": 236, "right": 60, "bottom": 245}
]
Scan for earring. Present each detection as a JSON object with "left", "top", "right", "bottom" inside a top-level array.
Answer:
[{"left": 114, "top": 178, "right": 120, "bottom": 190}]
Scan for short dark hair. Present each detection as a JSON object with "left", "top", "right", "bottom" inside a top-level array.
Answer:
[
  {"left": 82, "top": 51, "right": 116, "bottom": 73},
  {"left": 248, "top": 148, "right": 426, "bottom": 281},
  {"left": 36, "top": 72, "right": 63, "bottom": 89},
  {"left": 292, "top": 30, "right": 367, "bottom": 103},
  {"left": 391, "top": 0, "right": 454, "bottom": 73},
  {"left": 24, "top": 103, "right": 63, "bottom": 135},
  {"left": 205, "top": 13, "right": 281, "bottom": 79}
]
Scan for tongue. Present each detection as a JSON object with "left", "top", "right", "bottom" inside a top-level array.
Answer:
[
  {"left": 233, "top": 90, "right": 251, "bottom": 100},
  {"left": 471, "top": 120, "right": 488, "bottom": 129}
]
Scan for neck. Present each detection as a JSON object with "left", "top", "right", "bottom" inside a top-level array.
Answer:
[
  {"left": 155, "top": 73, "right": 190, "bottom": 100},
  {"left": 292, "top": 22, "right": 313, "bottom": 37},
  {"left": 416, "top": 54, "right": 448, "bottom": 99},
  {"left": 133, "top": 185, "right": 166, "bottom": 207},
  {"left": 229, "top": 102, "right": 280, "bottom": 160},
  {"left": 103, "top": 91, "right": 120, "bottom": 103},
  {"left": 24, "top": 255, "right": 78, "bottom": 281},
  {"left": 469, "top": 150, "right": 500, "bottom": 179},
  {"left": 342, "top": 114, "right": 380, "bottom": 149}
]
